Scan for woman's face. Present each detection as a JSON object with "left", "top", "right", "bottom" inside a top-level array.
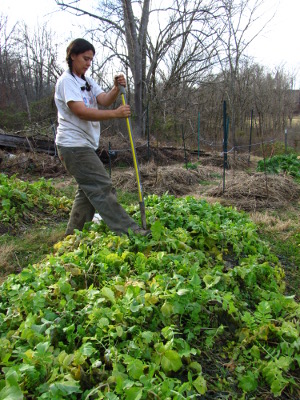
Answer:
[{"left": 71, "top": 50, "right": 94, "bottom": 77}]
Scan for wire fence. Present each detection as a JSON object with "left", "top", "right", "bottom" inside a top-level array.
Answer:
[
  {"left": 1, "top": 107, "right": 299, "bottom": 195},
  {"left": 104, "top": 101, "right": 299, "bottom": 193}
]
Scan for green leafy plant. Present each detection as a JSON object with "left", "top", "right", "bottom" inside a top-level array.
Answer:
[
  {"left": 0, "top": 194, "right": 299, "bottom": 399},
  {"left": 0, "top": 174, "right": 72, "bottom": 227},
  {"left": 184, "top": 162, "right": 198, "bottom": 170},
  {"left": 257, "top": 154, "right": 300, "bottom": 182}
]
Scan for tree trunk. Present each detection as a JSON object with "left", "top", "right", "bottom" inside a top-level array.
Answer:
[{"left": 122, "top": 0, "right": 150, "bottom": 138}]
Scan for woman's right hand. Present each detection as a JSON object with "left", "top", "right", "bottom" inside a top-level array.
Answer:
[{"left": 115, "top": 105, "right": 131, "bottom": 118}]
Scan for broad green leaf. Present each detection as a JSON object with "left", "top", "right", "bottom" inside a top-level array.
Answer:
[
  {"left": 276, "top": 356, "right": 292, "bottom": 371},
  {"left": 116, "top": 326, "right": 123, "bottom": 337},
  {"left": 189, "top": 362, "right": 203, "bottom": 372},
  {"left": 130, "top": 301, "right": 143, "bottom": 313},
  {"left": 203, "top": 274, "right": 220, "bottom": 288},
  {"left": 279, "top": 321, "right": 299, "bottom": 340},
  {"left": 161, "top": 302, "right": 173, "bottom": 317},
  {"left": 101, "top": 287, "right": 116, "bottom": 304},
  {"left": 98, "top": 317, "right": 110, "bottom": 328},
  {"left": 270, "top": 377, "right": 288, "bottom": 397},
  {"left": 141, "top": 331, "right": 154, "bottom": 343},
  {"left": 125, "top": 386, "right": 143, "bottom": 400},
  {"left": 161, "top": 350, "right": 182, "bottom": 373},
  {"left": 1, "top": 199, "right": 11, "bottom": 209},
  {"left": 238, "top": 371, "right": 258, "bottom": 392},
  {"left": 127, "top": 359, "right": 145, "bottom": 380},
  {"left": 151, "top": 220, "right": 164, "bottom": 240},
  {"left": 105, "top": 393, "right": 119, "bottom": 400},
  {"left": 0, "top": 385, "right": 23, "bottom": 400},
  {"left": 35, "top": 341, "right": 50, "bottom": 354},
  {"left": 80, "top": 342, "right": 96, "bottom": 357},
  {"left": 0, "top": 371, "right": 23, "bottom": 400},
  {"left": 62, "top": 354, "right": 74, "bottom": 367},
  {"left": 193, "top": 375, "right": 207, "bottom": 395},
  {"left": 250, "top": 345, "right": 260, "bottom": 360},
  {"left": 49, "top": 380, "right": 81, "bottom": 396}
]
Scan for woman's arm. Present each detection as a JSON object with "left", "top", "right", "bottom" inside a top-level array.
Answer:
[
  {"left": 97, "top": 86, "right": 120, "bottom": 107},
  {"left": 68, "top": 101, "right": 131, "bottom": 121},
  {"left": 96, "top": 74, "right": 127, "bottom": 107}
]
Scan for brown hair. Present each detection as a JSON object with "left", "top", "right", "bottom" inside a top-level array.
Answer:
[{"left": 66, "top": 38, "right": 96, "bottom": 71}]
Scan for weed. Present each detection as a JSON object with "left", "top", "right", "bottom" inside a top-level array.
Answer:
[
  {"left": 198, "top": 180, "right": 213, "bottom": 186},
  {"left": 184, "top": 162, "right": 199, "bottom": 170}
]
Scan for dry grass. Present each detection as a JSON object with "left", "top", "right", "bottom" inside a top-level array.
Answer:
[
  {"left": 0, "top": 225, "right": 66, "bottom": 283},
  {"left": 250, "top": 211, "right": 295, "bottom": 233},
  {"left": 0, "top": 149, "right": 64, "bottom": 178},
  {"left": 206, "top": 171, "right": 300, "bottom": 211},
  {"left": 111, "top": 162, "right": 300, "bottom": 215},
  {"left": 112, "top": 162, "right": 220, "bottom": 196},
  {"left": 0, "top": 243, "right": 21, "bottom": 280},
  {"left": 200, "top": 153, "right": 257, "bottom": 170}
]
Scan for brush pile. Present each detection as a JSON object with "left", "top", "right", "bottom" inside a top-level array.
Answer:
[
  {"left": 207, "top": 171, "right": 300, "bottom": 211},
  {"left": 0, "top": 150, "right": 64, "bottom": 178},
  {"left": 112, "top": 162, "right": 218, "bottom": 196},
  {"left": 200, "top": 153, "right": 255, "bottom": 169}
]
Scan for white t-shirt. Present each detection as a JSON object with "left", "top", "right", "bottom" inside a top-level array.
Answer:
[{"left": 55, "top": 70, "right": 104, "bottom": 150}]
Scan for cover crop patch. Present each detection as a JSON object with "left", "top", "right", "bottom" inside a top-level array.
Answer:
[
  {"left": 0, "top": 195, "right": 299, "bottom": 399},
  {"left": 257, "top": 154, "right": 300, "bottom": 182},
  {"left": 0, "top": 173, "right": 72, "bottom": 228}
]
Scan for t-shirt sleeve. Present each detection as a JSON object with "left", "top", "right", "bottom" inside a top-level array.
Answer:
[
  {"left": 88, "top": 78, "right": 104, "bottom": 97},
  {"left": 59, "top": 78, "right": 83, "bottom": 104}
]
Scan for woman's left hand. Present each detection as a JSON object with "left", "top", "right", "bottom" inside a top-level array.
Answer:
[{"left": 114, "top": 74, "right": 126, "bottom": 88}]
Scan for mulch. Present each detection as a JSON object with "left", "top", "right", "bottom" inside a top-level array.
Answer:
[
  {"left": 206, "top": 171, "right": 300, "bottom": 211},
  {"left": 111, "top": 162, "right": 219, "bottom": 196},
  {"left": 1, "top": 145, "right": 299, "bottom": 212}
]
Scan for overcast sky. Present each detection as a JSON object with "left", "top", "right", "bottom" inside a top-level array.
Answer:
[{"left": 2, "top": 0, "right": 300, "bottom": 86}]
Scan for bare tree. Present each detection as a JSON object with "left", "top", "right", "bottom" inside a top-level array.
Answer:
[
  {"left": 0, "top": 15, "right": 62, "bottom": 130},
  {"left": 16, "top": 23, "right": 63, "bottom": 99},
  {"left": 54, "top": 0, "right": 221, "bottom": 137},
  {"left": 215, "top": 0, "right": 273, "bottom": 155},
  {"left": 0, "top": 14, "right": 19, "bottom": 108}
]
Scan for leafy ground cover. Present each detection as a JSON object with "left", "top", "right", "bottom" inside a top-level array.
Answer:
[
  {"left": 0, "top": 173, "right": 72, "bottom": 232},
  {"left": 257, "top": 154, "right": 300, "bottom": 182},
  {"left": 0, "top": 224, "right": 67, "bottom": 284},
  {"left": 0, "top": 173, "right": 72, "bottom": 283},
  {"left": 0, "top": 195, "right": 299, "bottom": 399},
  {"left": 251, "top": 207, "right": 300, "bottom": 303}
]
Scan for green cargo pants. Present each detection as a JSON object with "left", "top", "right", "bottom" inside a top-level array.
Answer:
[{"left": 57, "top": 146, "right": 140, "bottom": 236}]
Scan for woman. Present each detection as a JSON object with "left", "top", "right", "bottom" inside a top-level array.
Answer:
[{"left": 55, "top": 38, "right": 149, "bottom": 236}]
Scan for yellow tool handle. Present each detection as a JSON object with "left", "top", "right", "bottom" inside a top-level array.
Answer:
[
  {"left": 120, "top": 93, "right": 143, "bottom": 203},
  {"left": 118, "top": 83, "right": 146, "bottom": 229}
]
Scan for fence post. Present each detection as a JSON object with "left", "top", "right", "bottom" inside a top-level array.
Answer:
[
  {"left": 197, "top": 111, "right": 200, "bottom": 159},
  {"left": 182, "top": 125, "right": 188, "bottom": 168},
  {"left": 248, "top": 109, "right": 253, "bottom": 164},
  {"left": 285, "top": 128, "right": 288, "bottom": 153},
  {"left": 223, "top": 101, "right": 229, "bottom": 192}
]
